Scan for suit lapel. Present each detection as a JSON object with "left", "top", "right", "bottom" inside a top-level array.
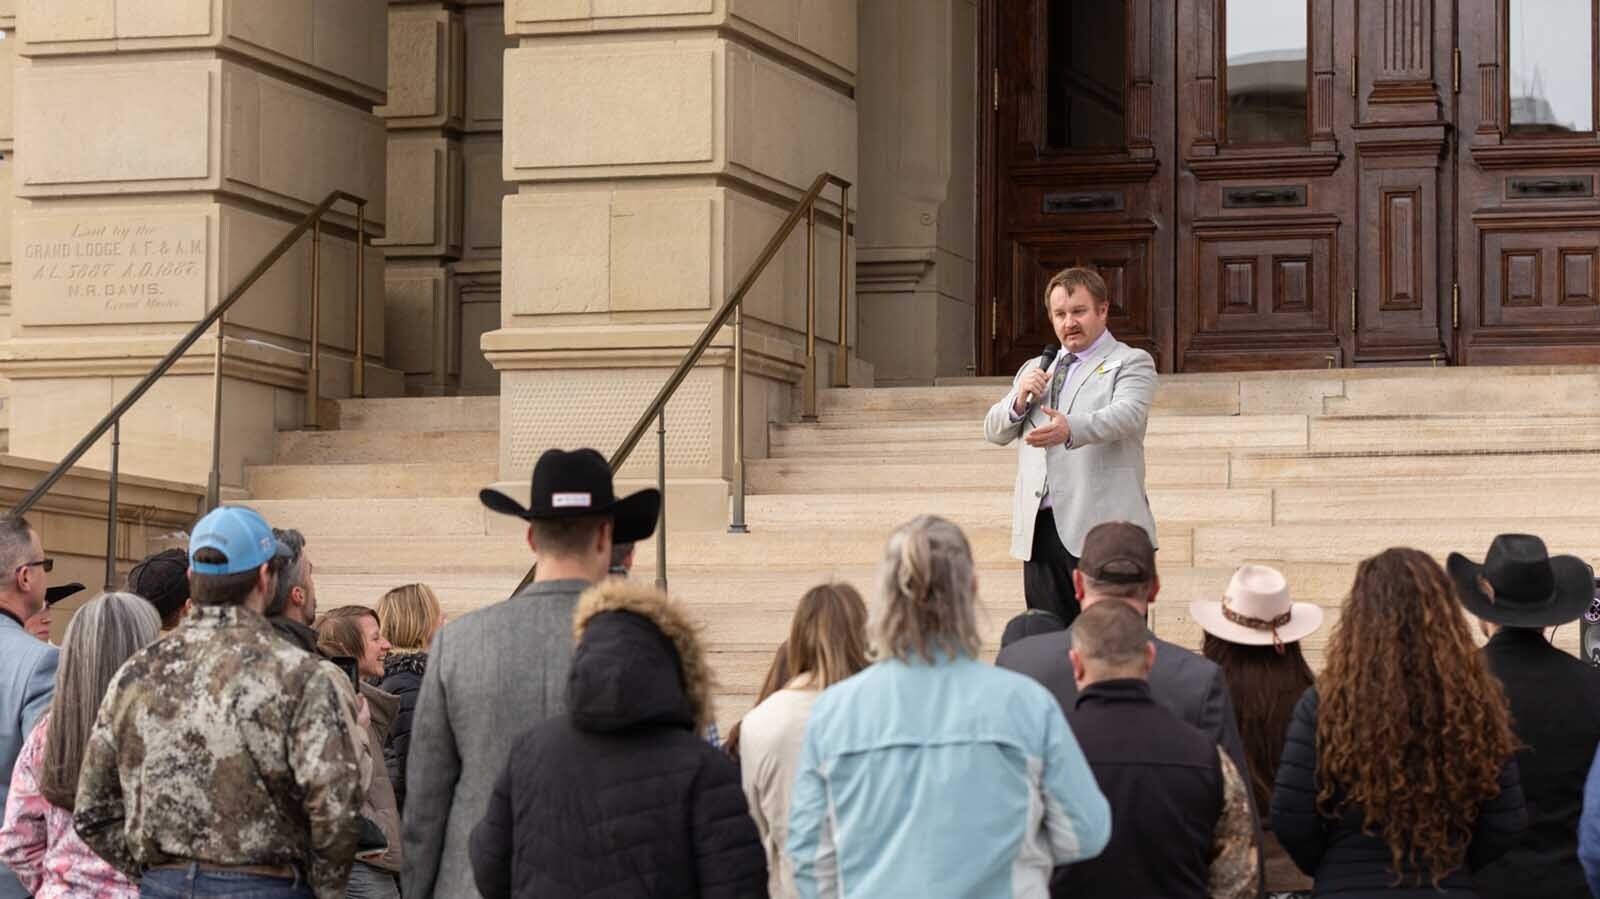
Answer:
[{"left": 1063, "top": 338, "right": 1120, "bottom": 412}]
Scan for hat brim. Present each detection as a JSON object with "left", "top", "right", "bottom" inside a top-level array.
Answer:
[
  {"left": 1448, "top": 552, "right": 1594, "bottom": 628},
  {"left": 478, "top": 486, "right": 661, "bottom": 545},
  {"left": 45, "top": 583, "right": 85, "bottom": 607},
  {"left": 1189, "top": 598, "right": 1324, "bottom": 646}
]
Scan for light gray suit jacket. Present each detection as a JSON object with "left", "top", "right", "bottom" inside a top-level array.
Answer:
[
  {"left": 0, "top": 614, "right": 57, "bottom": 899},
  {"left": 983, "top": 335, "right": 1158, "bottom": 559},
  {"left": 401, "top": 578, "right": 589, "bottom": 899}
]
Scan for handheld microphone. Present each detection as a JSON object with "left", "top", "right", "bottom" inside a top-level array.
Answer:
[{"left": 1023, "top": 344, "right": 1059, "bottom": 406}]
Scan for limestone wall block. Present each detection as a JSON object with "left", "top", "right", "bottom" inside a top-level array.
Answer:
[
  {"left": 380, "top": 134, "right": 462, "bottom": 258},
  {"left": 378, "top": 3, "right": 464, "bottom": 129},
  {"left": 463, "top": 5, "right": 508, "bottom": 134},
  {"left": 17, "top": 58, "right": 386, "bottom": 223},
  {"left": 505, "top": 0, "right": 855, "bottom": 78},
  {"left": 384, "top": 261, "right": 446, "bottom": 375},
  {"left": 462, "top": 134, "right": 510, "bottom": 260},
  {"left": 504, "top": 37, "right": 853, "bottom": 193},
  {"left": 0, "top": 35, "right": 15, "bottom": 149},
  {"left": 20, "top": 0, "right": 387, "bottom": 101}
]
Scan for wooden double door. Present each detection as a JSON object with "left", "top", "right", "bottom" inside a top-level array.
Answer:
[{"left": 980, "top": 0, "right": 1600, "bottom": 374}]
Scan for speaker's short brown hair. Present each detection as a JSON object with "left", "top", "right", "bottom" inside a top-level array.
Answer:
[{"left": 1045, "top": 267, "right": 1110, "bottom": 308}]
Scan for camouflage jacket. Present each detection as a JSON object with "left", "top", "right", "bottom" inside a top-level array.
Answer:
[{"left": 73, "top": 604, "right": 363, "bottom": 899}]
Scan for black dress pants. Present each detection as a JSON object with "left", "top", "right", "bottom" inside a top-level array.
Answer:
[{"left": 1024, "top": 508, "right": 1081, "bottom": 628}]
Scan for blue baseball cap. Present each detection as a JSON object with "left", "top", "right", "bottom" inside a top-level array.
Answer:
[{"left": 189, "top": 506, "right": 290, "bottom": 575}]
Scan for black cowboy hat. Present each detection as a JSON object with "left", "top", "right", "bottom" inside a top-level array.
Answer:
[
  {"left": 1447, "top": 534, "right": 1595, "bottom": 628},
  {"left": 45, "top": 583, "right": 85, "bottom": 607},
  {"left": 479, "top": 448, "right": 661, "bottom": 544}
]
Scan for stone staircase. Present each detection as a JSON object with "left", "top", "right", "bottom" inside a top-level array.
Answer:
[{"left": 243, "top": 367, "right": 1600, "bottom": 732}]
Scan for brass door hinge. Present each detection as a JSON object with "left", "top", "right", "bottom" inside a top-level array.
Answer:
[
  {"left": 1453, "top": 48, "right": 1461, "bottom": 93},
  {"left": 1350, "top": 54, "right": 1358, "bottom": 98},
  {"left": 991, "top": 297, "right": 998, "bottom": 340},
  {"left": 1350, "top": 287, "right": 1357, "bottom": 331},
  {"left": 1452, "top": 282, "right": 1460, "bottom": 329},
  {"left": 993, "top": 68, "right": 1000, "bottom": 111}
]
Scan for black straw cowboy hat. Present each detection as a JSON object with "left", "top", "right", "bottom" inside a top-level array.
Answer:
[
  {"left": 1447, "top": 534, "right": 1595, "bottom": 629},
  {"left": 479, "top": 448, "right": 661, "bottom": 544}
]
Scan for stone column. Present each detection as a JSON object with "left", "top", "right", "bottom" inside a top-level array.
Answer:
[
  {"left": 378, "top": 0, "right": 511, "bottom": 396},
  {"left": 5, "top": 1, "right": 391, "bottom": 487},
  {"left": 856, "top": 0, "right": 978, "bottom": 386},
  {"left": 492, "top": 0, "right": 860, "bottom": 523},
  {"left": 0, "top": 4, "right": 20, "bottom": 449}
]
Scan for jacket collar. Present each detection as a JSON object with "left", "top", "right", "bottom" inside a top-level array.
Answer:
[
  {"left": 0, "top": 607, "right": 23, "bottom": 630},
  {"left": 1061, "top": 331, "right": 1120, "bottom": 411},
  {"left": 1074, "top": 676, "right": 1155, "bottom": 709},
  {"left": 1487, "top": 625, "right": 1554, "bottom": 651},
  {"left": 519, "top": 577, "right": 592, "bottom": 601},
  {"left": 193, "top": 604, "right": 274, "bottom": 633},
  {"left": 269, "top": 615, "right": 322, "bottom": 654}
]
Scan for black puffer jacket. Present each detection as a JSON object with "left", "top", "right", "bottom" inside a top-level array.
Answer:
[
  {"left": 377, "top": 651, "right": 426, "bottom": 814},
  {"left": 1272, "top": 687, "right": 1527, "bottom": 897},
  {"left": 469, "top": 581, "right": 766, "bottom": 899}
]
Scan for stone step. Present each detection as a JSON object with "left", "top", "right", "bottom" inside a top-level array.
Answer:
[
  {"left": 769, "top": 414, "right": 1310, "bottom": 455},
  {"left": 249, "top": 498, "right": 508, "bottom": 539},
  {"left": 1309, "top": 415, "right": 1600, "bottom": 454},
  {"left": 741, "top": 489, "right": 1270, "bottom": 532},
  {"left": 1271, "top": 478, "right": 1600, "bottom": 524},
  {"left": 246, "top": 462, "right": 500, "bottom": 500},
  {"left": 1230, "top": 449, "right": 1600, "bottom": 485},
  {"left": 747, "top": 452, "right": 1234, "bottom": 493},
  {"left": 274, "top": 429, "right": 498, "bottom": 465},
  {"left": 1192, "top": 521, "right": 1600, "bottom": 567},
  {"left": 326, "top": 396, "right": 498, "bottom": 432},
  {"left": 816, "top": 380, "right": 1244, "bottom": 420}
]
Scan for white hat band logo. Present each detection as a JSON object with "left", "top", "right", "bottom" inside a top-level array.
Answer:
[{"left": 551, "top": 492, "right": 593, "bottom": 509}]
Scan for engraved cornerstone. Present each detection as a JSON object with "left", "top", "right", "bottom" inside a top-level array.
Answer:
[{"left": 17, "top": 214, "right": 208, "bottom": 325}]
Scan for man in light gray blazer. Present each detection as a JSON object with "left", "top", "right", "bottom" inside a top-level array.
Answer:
[
  {"left": 984, "top": 267, "right": 1157, "bottom": 625},
  {"left": 401, "top": 449, "right": 660, "bottom": 899},
  {"left": 0, "top": 515, "right": 57, "bottom": 899}
]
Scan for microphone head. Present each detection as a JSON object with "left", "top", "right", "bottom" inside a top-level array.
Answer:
[{"left": 1039, "top": 344, "right": 1059, "bottom": 366}]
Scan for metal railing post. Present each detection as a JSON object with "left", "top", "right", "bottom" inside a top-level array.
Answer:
[
  {"left": 656, "top": 409, "right": 667, "bottom": 592},
  {"left": 354, "top": 203, "right": 367, "bottom": 398},
  {"left": 308, "top": 219, "right": 323, "bottom": 429},
  {"left": 104, "top": 420, "right": 120, "bottom": 591},
  {"left": 728, "top": 305, "right": 748, "bottom": 534},
  {"left": 802, "top": 202, "right": 818, "bottom": 421},
  {"left": 834, "top": 183, "right": 850, "bottom": 388},
  {"left": 206, "top": 317, "right": 225, "bottom": 512}
]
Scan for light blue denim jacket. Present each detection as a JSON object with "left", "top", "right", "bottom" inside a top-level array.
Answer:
[{"left": 787, "top": 654, "right": 1110, "bottom": 899}]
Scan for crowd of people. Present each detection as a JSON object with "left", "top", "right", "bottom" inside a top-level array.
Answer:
[{"left": 0, "top": 444, "right": 1599, "bottom": 898}]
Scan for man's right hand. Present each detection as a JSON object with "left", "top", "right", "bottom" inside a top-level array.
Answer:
[{"left": 1013, "top": 367, "right": 1051, "bottom": 415}]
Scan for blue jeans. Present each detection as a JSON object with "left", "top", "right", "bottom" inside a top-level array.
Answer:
[
  {"left": 344, "top": 862, "right": 399, "bottom": 899},
  {"left": 140, "top": 864, "right": 313, "bottom": 899}
]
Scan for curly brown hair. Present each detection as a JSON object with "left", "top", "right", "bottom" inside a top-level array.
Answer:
[{"left": 1316, "top": 547, "right": 1517, "bottom": 886}]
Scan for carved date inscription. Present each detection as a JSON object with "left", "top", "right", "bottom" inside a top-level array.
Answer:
[{"left": 19, "top": 215, "right": 207, "bottom": 324}]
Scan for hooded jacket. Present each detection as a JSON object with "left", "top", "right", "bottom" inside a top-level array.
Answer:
[
  {"left": 377, "top": 651, "right": 426, "bottom": 814},
  {"left": 468, "top": 581, "right": 766, "bottom": 898}
]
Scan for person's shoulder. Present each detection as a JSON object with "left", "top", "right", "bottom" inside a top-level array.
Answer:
[
  {"left": 1108, "top": 341, "right": 1155, "bottom": 369},
  {"left": 0, "top": 625, "right": 55, "bottom": 666},
  {"left": 997, "top": 628, "right": 1072, "bottom": 672}
]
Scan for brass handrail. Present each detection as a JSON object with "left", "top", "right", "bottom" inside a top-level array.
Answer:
[
  {"left": 514, "top": 171, "right": 852, "bottom": 592},
  {"left": 11, "top": 190, "right": 370, "bottom": 550}
]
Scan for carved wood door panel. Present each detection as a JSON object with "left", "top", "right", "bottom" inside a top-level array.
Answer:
[
  {"left": 1455, "top": 0, "right": 1600, "bottom": 364},
  {"left": 979, "top": 0, "right": 1175, "bottom": 375},
  {"left": 1173, "top": 0, "right": 1359, "bottom": 370}
]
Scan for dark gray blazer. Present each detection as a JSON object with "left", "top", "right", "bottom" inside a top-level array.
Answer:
[
  {"left": 401, "top": 578, "right": 590, "bottom": 899},
  {"left": 997, "top": 624, "right": 1263, "bottom": 895}
]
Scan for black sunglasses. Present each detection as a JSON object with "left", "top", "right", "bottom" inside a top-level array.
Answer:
[{"left": 17, "top": 558, "right": 53, "bottom": 574}]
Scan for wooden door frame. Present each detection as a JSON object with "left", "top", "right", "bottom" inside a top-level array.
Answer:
[{"left": 976, "top": 0, "right": 1000, "bottom": 376}]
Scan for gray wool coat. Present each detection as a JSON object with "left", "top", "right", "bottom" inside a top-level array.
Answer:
[{"left": 400, "top": 578, "right": 590, "bottom": 899}]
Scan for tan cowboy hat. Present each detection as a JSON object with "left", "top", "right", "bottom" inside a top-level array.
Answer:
[{"left": 1190, "top": 564, "right": 1324, "bottom": 648}]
